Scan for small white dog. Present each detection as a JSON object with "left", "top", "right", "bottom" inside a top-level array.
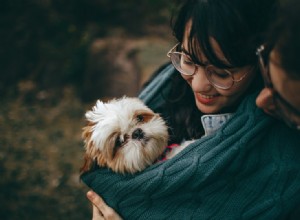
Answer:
[{"left": 81, "top": 97, "right": 170, "bottom": 174}]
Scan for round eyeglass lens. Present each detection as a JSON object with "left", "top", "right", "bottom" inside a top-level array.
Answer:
[
  {"left": 205, "top": 65, "right": 233, "bottom": 89},
  {"left": 170, "top": 53, "right": 195, "bottom": 75}
]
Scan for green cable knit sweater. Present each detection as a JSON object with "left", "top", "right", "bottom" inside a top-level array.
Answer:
[{"left": 81, "top": 65, "right": 300, "bottom": 219}]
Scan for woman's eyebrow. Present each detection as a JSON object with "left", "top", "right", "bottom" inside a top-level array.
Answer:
[
  {"left": 181, "top": 44, "right": 232, "bottom": 67},
  {"left": 181, "top": 46, "right": 210, "bottom": 65},
  {"left": 181, "top": 41, "right": 233, "bottom": 67}
]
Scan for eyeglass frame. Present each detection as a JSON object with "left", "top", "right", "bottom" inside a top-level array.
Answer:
[
  {"left": 256, "top": 44, "right": 300, "bottom": 130},
  {"left": 167, "top": 43, "right": 251, "bottom": 90}
]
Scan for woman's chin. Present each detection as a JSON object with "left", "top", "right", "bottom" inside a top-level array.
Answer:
[{"left": 196, "top": 102, "right": 222, "bottom": 114}]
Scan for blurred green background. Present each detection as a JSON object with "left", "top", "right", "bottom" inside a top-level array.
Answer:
[{"left": 0, "top": 0, "right": 178, "bottom": 219}]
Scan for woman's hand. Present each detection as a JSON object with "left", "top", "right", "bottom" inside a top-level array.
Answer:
[{"left": 87, "top": 190, "right": 123, "bottom": 220}]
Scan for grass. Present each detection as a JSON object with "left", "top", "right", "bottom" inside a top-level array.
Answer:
[{"left": 0, "top": 87, "right": 91, "bottom": 219}]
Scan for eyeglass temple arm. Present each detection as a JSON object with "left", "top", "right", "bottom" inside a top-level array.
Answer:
[
  {"left": 167, "top": 43, "right": 180, "bottom": 57},
  {"left": 232, "top": 66, "right": 256, "bottom": 82}
]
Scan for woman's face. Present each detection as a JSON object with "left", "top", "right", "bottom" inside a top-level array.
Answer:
[{"left": 181, "top": 21, "right": 256, "bottom": 114}]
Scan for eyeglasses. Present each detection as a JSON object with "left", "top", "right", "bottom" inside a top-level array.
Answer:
[
  {"left": 167, "top": 43, "right": 251, "bottom": 90},
  {"left": 256, "top": 44, "right": 300, "bottom": 130}
]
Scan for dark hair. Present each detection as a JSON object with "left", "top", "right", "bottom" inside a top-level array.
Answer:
[
  {"left": 268, "top": 0, "right": 300, "bottom": 80},
  {"left": 163, "top": 0, "right": 278, "bottom": 143},
  {"left": 173, "top": 0, "right": 278, "bottom": 68}
]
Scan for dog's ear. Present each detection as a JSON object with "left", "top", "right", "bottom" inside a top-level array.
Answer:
[
  {"left": 80, "top": 153, "right": 108, "bottom": 174},
  {"left": 82, "top": 121, "right": 94, "bottom": 140},
  {"left": 81, "top": 121, "right": 109, "bottom": 173},
  {"left": 81, "top": 122, "right": 96, "bottom": 174}
]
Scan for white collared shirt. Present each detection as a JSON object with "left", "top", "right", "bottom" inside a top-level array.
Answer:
[{"left": 201, "top": 113, "right": 233, "bottom": 137}]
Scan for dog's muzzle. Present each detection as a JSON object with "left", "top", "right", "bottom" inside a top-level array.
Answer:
[{"left": 132, "top": 128, "right": 144, "bottom": 140}]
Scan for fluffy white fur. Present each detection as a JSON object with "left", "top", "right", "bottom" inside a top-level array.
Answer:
[{"left": 81, "top": 97, "right": 169, "bottom": 174}]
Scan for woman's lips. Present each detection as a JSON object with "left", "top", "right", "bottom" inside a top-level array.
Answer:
[{"left": 195, "top": 93, "right": 219, "bottom": 105}]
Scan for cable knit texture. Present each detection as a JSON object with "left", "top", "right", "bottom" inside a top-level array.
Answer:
[{"left": 81, "top": 65, "right": 300, "bottom": 219}]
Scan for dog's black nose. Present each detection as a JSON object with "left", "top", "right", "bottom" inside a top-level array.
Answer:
[{"left": 132, "top": 128, "right": 144, "bottom": 140}]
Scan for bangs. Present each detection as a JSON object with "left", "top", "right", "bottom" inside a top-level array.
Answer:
[
  {"left": 173, "top": 0, "right": 254, "bottom": 69},
  {"left": 187, "top": 2, "right": 234, "bottom": 69}
]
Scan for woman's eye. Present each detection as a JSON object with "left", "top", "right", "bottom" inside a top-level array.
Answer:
[
  {"left": 215, "top": 72, "right": 230, "bottom": 78},
  {"left": 137, "top": 115, "right": 144, "bottom": 122},
  {"left": 183, "top": 59, "right": 193, "bottom": 65},
  {"left": 182, "top": 56, "right": 195, "bottom": 66},
  {"left": 180, "top": 54, "right": 194, "bottom": 66},
  {"left": 209, "top": 69, "right": 230, "bottom": 78}
]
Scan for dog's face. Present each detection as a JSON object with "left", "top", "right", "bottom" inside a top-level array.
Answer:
[{"left": 81, "top": 97, "right": 168, "bottom": 174}]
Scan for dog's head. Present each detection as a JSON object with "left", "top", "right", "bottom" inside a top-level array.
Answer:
[{"left": 81, "top": 97, "right": 168, "bottom": 174}]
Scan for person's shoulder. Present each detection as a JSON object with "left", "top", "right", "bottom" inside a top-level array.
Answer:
[
  {"left": 232, "top": 92, "right": 300, "bottom": 145},
  {"left": 140, "top": 62, "right": 173, "bottom": 91},
  {"left": 138, "top": 62, "right": 176, "bottom": 110},
  {"left": 272, "top": 119, "right": 300, "bottom": 143},
  {"left": 286, "top": 204, "right": 300, "bottom": 220}
]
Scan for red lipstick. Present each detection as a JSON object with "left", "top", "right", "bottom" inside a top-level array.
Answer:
[{"left": 195, "top": 93, "right": 219, "bottom": 105}]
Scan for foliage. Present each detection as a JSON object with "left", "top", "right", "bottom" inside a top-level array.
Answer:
[{"left": 0, "top": 0, "right": 178, "bottom": 98}]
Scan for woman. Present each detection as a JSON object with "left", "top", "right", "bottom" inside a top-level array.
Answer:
[{"left": 82, "top": 0, "right": 300, "bottom": 219}]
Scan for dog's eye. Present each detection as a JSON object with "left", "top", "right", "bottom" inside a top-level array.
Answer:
[
  {"left": 136, "top": 115, "right": 144, "bottom": 122},
  {"left": 115, "top": 137, "right": 122, "bottom": 148}
]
